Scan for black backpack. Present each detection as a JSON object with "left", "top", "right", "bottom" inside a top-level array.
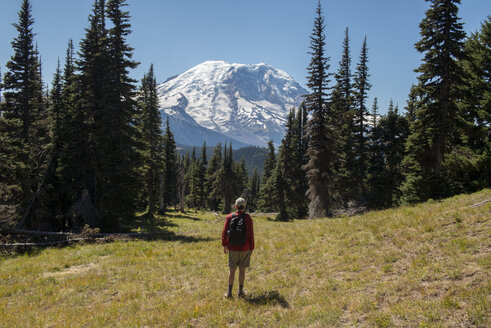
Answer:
[{"left": 227, "top": 213, "right": 247, "bottom": 246}]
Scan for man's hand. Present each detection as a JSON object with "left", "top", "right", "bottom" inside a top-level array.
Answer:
[{"left": 223, "top": 246, "right": 228, "bottom": 254}]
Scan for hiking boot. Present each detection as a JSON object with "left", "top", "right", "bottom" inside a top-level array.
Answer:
[
  {"left": 224, "top": 292, "right": 233, "bottom": 299},
  {"left": 238, "top": 291, "right": 246, "bottom": 298}
]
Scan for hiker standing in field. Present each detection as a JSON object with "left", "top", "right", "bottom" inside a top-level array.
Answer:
[{"left": 222, "top": 197, "right": 254, "bottom": 298}]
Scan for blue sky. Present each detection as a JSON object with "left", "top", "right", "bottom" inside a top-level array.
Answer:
[{"left": 1, "top": 0, "right": 490, "bottom": 114}]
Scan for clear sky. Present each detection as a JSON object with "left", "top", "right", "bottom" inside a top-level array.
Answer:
[{"left": 1, "top": 0, "right": 489, "bottom": 114}]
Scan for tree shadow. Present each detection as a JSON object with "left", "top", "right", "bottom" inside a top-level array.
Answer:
[
  {"left": 243, "top": 290, "right": 290, "bottom": 309},
  {"left": 1, "top": 230, "right": 216, "bottom": 258},
  {"left": 168, "top": 213, "right": 201, "bottom": 221},
  {"left": 138, "top": 230, "right": 215, "bottom": 243}
]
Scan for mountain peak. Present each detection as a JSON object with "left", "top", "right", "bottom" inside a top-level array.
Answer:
[{"left": 158, "top": 61, "right": 308, "bottom": 147}]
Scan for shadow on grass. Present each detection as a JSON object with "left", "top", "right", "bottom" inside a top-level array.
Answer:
[
  {"left": 138, "top": 230, "right": 215, "bottom": 243},
  {"left": 168, "top": 213, "right": 201, "bottom": 221},
  {"left": 243, "top": 290, "right": 290, "bottom": 309},
  {"left": 1, "top": 211, "right": 215, "bottom": 257}
]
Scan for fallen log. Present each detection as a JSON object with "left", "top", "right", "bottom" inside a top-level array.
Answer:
[{"left": 8, "top": 228, "right": 158, "bottom": 238}]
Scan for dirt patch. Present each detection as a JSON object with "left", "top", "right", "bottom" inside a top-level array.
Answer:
[{"left": 43, "top": 263, "right": 97, "bottom": 278}]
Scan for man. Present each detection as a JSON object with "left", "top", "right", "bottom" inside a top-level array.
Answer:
[{"left": 221, "top": 197, "right": 254, "bottom": 298}]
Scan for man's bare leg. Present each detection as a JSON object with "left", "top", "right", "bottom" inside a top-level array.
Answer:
[
  {"left": 238, "top": 267, "right": 246, "bottom": 296},
  {"left": 226, "top": 267, "right": 236, "bottom": 298}
]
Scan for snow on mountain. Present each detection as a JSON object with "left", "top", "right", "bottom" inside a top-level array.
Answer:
[{"left": 157, "top": 61, "right": 308, "bottom": 147}]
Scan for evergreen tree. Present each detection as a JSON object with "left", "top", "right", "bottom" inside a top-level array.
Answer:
[
  {"left": 247, "top": 167, "right": 260, "bottom": 212},
  {"left": 274, "top": 109, "right": 297, "bottom": 221},
  {"left": 304, "top": 1, "right": 334, "bottom": 218},
  {"left": 162, "top": 118, "right": 177, "bottom": 210},
  {"left": 176, "top": 154, "right": 186, "bottom": 212},
  {"left": 56, "top": 38, "right": 84, "bottom": 212},
  {"left": 43, "top": 61, "right": 64, "bottom": 214},
  {"left": 371, "top": 97, "right": 378, "bottom": 129},
  {"left": 2, "top": 0, "right": 43, "bottom": 213},
  {"left": 77, "top": 0, "right": 110, "bottom": 223},
  {"left": 186, "top": 147, "right": 199, "bottom": 209},
  {"left": 330, "top": 27, "right": 355, "bottom": 202},
  {"left": 367, "top": 102, "right": 410, "bottom": 208},
  {"left": 99, "top": 0, "right": 140, "bottom": 225},
  {"left": 236, "top": 156, "right": 249, "bottom": 196},
  {"left": 401, "top": 0, "right": 466, "bottom": 203},
  {"left": 206, "top": 143, "right": 222, "bottom": 211},
  {"left": 212, "top": 143, "right": 239, "bottom": 214},
  {"left": 405, "top": 85, "right": 419, "bottom": 124},
  {"left": 352, "top": 36, "right": 371, "bottom": 200},
  {"left": 0, "top": 99, "right": 25, "bottom": 223},
  {"left": 291, "top": 104, "right": 309, "bottom": 218},
  {"left": 366, "top": 114, "right": 386, "bottom": 208},
  {"left": 196, "top": 141, "right": 208, "bottom": 209},
  {"left": 258, "top": 140, "right": 276, "bottom": 211},
  {"left": 381, "top": 103, "right": 409, "bottom": 206},
  {"left": 453, "top": 17, "right": 491, "bottom": 192},
  {"left": 138, "top": 64, "right": 163, "bottom": 215}
]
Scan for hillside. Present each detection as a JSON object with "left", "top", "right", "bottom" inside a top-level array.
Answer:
[{"left": 0, "top": 190, "right": 489, "bottom": 327}]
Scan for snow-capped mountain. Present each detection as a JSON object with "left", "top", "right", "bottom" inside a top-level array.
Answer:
[{"left": 157, "top": 61, "right": 308, "bottom": 147}]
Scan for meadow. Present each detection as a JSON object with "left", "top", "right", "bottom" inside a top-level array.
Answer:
[{"left": 0, "top": 189, "right": 489, "bottom": 327}]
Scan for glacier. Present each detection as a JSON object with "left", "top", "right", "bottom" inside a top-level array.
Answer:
[{"left": 157, "top": 60, "right": 308, "bottom": 147}]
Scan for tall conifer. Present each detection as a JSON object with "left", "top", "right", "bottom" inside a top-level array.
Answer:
[
  {"left": 162, "top": 118, "right": 177, "bottom": 210},
  {"left": 138, "top": 64, "right": 163, "bottom": 215},
  {"left": 401, "top": 0, "right": 466, "bottom": 203},
  {"left": 352, "top": 36, "right": 371, "bottom": 200},
  {"left": 206, "top": 143, "right": 222, "bottom": 211},
  {"left": 2, "top": 0, "right": 43, "bottom": 212},
  {"left": 304, "top": 1, "right": 334, "bottom": 218}
]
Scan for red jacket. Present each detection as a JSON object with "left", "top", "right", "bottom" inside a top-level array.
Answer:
[{"left": 222, "top": 211, "right": 254, "bottom": 252}]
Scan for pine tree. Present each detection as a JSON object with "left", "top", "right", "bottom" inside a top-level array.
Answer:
[
  {"left": 381, "top": 103, "right": 409, "bottom": 206},
  {"left": 162, "top": 118, "right": 177, "bottom": 210},
  {"left": 206, "top": 143, "right": 223, "bottom": 211},
  {"left": 186, "top": 147, "right": 199, "bottom": 209},
  {"left": 43, "top": 60, "right": 64, "bottom": 214},
  {"left": 77, "top": 0, "right": 110, "bottom": 222},
  {"left": 212, "top": 143, "right": 238, "bottom": 214},
  {"left": 247, "top": 167, "right": 260, "bottom": 212},
  {"left": 138, "top": 64, "right": 163, "bottom": 215},
  {"left": 176, "top": 154, "right": 186, "bottom": 212},
  {"left": 352, "top": 36, "right": 371, "bottom": 200},
  {"left": 453, "top": 17, "right": 491, "bottom": 191},
  {"left": 401, "top": 0, "right": 466, "bottom": 203},
  {"left": 258, "top": 140, "right": 276, "bottom": 211},
  {"left": 274, "top": 109, "right": 297, "bottom": 221},
  {"left": 196, "top": 141, "right": 208, "bottom": 209},
  {"left": 56, "top": 38, "right": 84, "bottom": 212},
  {"left": 99, "top": 0, "right": 140, "bottom": 225},
  {"left": 405, "top": 85, "right": 419, "bottom": 124},
  {"left": 291, "top": 104, "right": 309, "bottom": 218},
  {"left": 366, "top": 112, "right": 386, "bottom": 208},
  {"left": 330, "top": 27, "right": 355, "bottom": 202},
  {"left": 371, "top": 97, "right": 378, "bottom": 129},
  {"left": 0, "top": 74, "right": 25, "bottom": 222},
  {"left": 2, "top": 0, "right": 43, "bottom": 212},
  {"left": 304, "top": 1, "right": 334, "bottom": 218},
  {"left": 236, "top": 156, "right": 249, "bottom": 196}
]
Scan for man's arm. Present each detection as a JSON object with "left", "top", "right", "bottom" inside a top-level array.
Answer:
[
  {"left": 248, "top": 215, "right": 254, "bottom": 253},
  {"left": 221, "top": 215, "right": 230, "bottom": 252}
]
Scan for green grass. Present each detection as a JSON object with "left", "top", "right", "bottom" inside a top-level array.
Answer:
[{"left": 1, "top": 190, "right": 490, "bottom": 327}]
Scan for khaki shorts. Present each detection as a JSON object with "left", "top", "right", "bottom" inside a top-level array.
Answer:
[{"left": 229, "top": 250, "right": 251, "bottom": 268}]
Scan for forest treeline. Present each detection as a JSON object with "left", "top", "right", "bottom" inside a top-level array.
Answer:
[{"left": 0, "top": 0, "right": 489, "bottom": 231}]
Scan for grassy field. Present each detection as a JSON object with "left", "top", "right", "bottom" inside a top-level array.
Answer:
[{"left": 0, "top": 190, "right": 490, "bottom": 327}]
